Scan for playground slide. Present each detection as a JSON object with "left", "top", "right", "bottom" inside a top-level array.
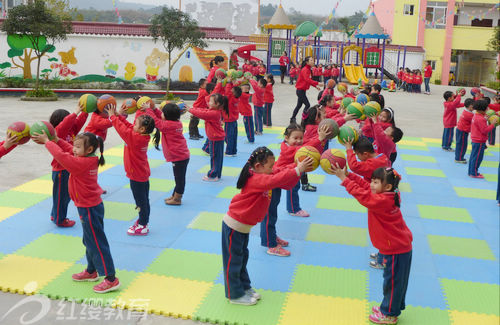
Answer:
[
  {"left": 342, "top": 63, "right": 368, "bottom": 84},
  {"left": 353, "top": 65, "right": 369, "bottom": 84}
]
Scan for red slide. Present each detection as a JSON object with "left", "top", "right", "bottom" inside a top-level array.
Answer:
[{"left": 237, "top": 44, "right": 261, "bottom": 62}]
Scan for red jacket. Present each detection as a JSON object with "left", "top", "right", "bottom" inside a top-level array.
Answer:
[
  {"left": 275, "top": 138, "right": 323, "bottom": 169},
  {"left": 279, "top": 56, "right": 289, "bottom": 66},
  {"left": 489, "top": 103, "right": 500, "bottom": 113},
  {"left": 0, "top": 141, "right": 16, "bottom": 159},
  {"left": 341, "top": 173, "right": 412, "bottom": 255},
  {"left": 238, "top": 92, "right": 252, "bottom": 116},
  {"left": 312, "top": 67, "right": 322, "bottom": 77},
  {"left": 190, "top": 107, "right": 225, "bottom": 141},
  {"left": 397, "top": 70, "right": 403, "bottom": 79},
  {"left": 325, "top": 106, "right": 340, "bottom": 119},
  {"left": 407, "top": 75, "right": 414, "bottom": 84},
  {"left": 320, "top": 88, "right": 342, "bottom": 103},
  {"left": 85, "top": 113, "right": 113, "bottom": 141},
  {"left": 207, "top": 66, "right": 218, "bottom": 82},
  {"left": 303, "top": 124, "right": 319, "bottom": 146},
  {"left": 258, "top": 66, "right": 266, "bottom": 76},
  {"left": 471, "top": 113, "right": 495, "bottom": 143},
  {"left": 251, "top": 66, "right": 259, "bottom": 76},
  {"left": 323, "top": 68, "right": 331, "bottom": 77},
  {"left": 250, "top": 79, "right": 265, "bottom": 107},
  {"left": 296, "top": 65, "right": 318, "bottom": 91},
  {"left": 362, "top": 119, "right": 392, "bottom": 139},
  {"left": 347, "top": 149, "right": 390, "bottom": 182},
  {"left": 372, "top": 123, "right": 396, "bottom": 165},
  {"left": 52, "top": 112, "right": 88, "bottom": 171},
  {"left": 264, "top": 83, "right": 274, "bottom": 103},
  {"left": 223, "top": 83, "right": 240, "bottom": 123},
  {"left": 242, "top": 63, "right": 250, "bottom": 72},
  {"left": 193, "top": 88, "right": 209, "bottom": 109},
  {"left": 289, "top": 67, "right": 299, "bottom": 78},
  {"left": 415, "top": 75, "right": 423, "bottom": 84},
  {"left": 457, "top": 109, "right": 474, "bottom": 133},
  {"left": 150, "top": 109, "right": 189, "bottom": 162},
  {"left": 227, "top": 167, "right": 300, "bottom": 226},
  {"left": 46, "top": 140, "right": 102, "bottom": 208},
  {"left": 443, "top": 95, "right": 464, "bottom": 128},
  {"left": 331, "top": 67, "right": 340, "bottom": 77},
  {"left": 424, "top": 65, "right": 432, "bottom": 78},
  {"left": 110, "top": 115, "right": 151, "bottom": 182}
]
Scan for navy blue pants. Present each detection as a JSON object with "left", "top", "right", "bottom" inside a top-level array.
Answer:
[
  {"left": 260, "top": 188, "right": 281, "bottom": 248},
  {"left": 172, "top": 159, "right": 189, "bottom": 195},
  {"left": 130, "top": 180, "right": 150, "bottom": 226},
  {"left": 224, "top": 121, "right": 238, "bottom": 155},
  {"left": 263, "top": 103, "right": 273, "bottom": 126},
  {"left": 78, "top": 203, "right": 115, "bottom": 277},
  {"left": 488, "top": 127, "right": 496, "bottom": 145},
  {"left": 380, "top": 250, "right": 412, "bottom": 317},
  {"left": 207, "top": 140, "right": 224, "bottom": 179},
  {"left": 221, "top": 221, "right": 251, "bottom": 299},
  {"left": 51, "top": 170, "right": 71, "bottom": 226},
  {"left": 468, "top": 142, "right": 486, "bottom": 176},
  {"left": 442, "top": 127, "right": 454, "bottom": 149},
  {"left": 286, "top": 181, "right": 301, "bottom": 213},
  {"left": 243, "top": 116, "right": 254, "bottom": 143},
  {"left": 455, "top": 129, "right": 469, "bottom": 161},
  {"left": 254, "top": 105, "right": 264, "bottom": 133},
  {"left": 202, "top": 139, "right": 209, "bottom": 154}
]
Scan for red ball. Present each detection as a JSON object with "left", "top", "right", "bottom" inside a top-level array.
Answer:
[
  {"left": 7, "top": 121, "right": 31, "bottom": 145},
  {"left": 320, "top": 149, "right": 346, "bottom": 174}
]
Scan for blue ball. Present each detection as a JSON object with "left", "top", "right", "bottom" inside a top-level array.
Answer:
[{"left": 355, "top": 93, "right": 369, "bottom": 105}]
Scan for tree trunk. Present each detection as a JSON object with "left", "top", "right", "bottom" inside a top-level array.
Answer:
[
  {"left": 35, "top": 56, "right": 41, "bottom": 92},
  {"left": 166, "top": 53, "right": 172, "bottom": 95},
  {"left": 22, "top": 49, "right": 33, "bottom": 80}
]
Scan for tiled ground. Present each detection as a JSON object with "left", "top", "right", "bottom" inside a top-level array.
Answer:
[{"left": 0, "top": 124, "right": 498, "bottom": 325}]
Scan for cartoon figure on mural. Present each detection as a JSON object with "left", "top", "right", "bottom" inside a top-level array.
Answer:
[
  {"left": 145, "top": 48, "right": 168, "bottom": 82},
  {"left": 124, "top": 62, "right": 137, "bottom": 81},
  {"left": 171, "top": 46, "right": 228, "bottom": 83},
  {"left": 104, "top": 59, "right": 119, "bottom": 78},
  {"left": 50, "top": 47, "right": 78, "bottom": 78}
]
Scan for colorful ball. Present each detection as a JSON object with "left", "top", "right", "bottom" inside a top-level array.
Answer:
[
  {"left": 243, "top": 71, "right": 253, "bottom": 79},
  {"left": 30, "top": 121, "right": 55, "bottom": 141},
  {"left": 136, "top": 96, "right": 154, "bottom": 110},
  {"left": 176, "top": 101, "right": 187, "bottom": 115},
  {"left": 341, "top": 97, "right": 353, "bottom": 109},
  {"left": 294, "top": 146, "right": 321, "bottom": 172},
  {"left": 320, "top": 149, "right": 346, "bottom": 174},
  {"left": 319, "top": 118, "right": 339, "bottom": 140},
  {"left": 364, "top": 101, "right": 381, "bottom": 117},
  {"left": 337, "top": 82, "right": 348, "bottom": 94},
  {"left": 338, "top": 125, "right": 359, "bottom": 145},
  {"left": 7, "top": 121, "right": 30, "bottom": 145},
  {"left": 485, "top": 109, "right": 496, "bottom": 118},
  {"left": 78, "top": 94, "right": 97, "bottom": 113},
  {"left": 327, "top": 79, "right": 335, "bottom": 89},
  {"left": 122, "top": 98, "right": 137, "bottom": 114},
  {"left": 216, "top": 68, "right": 227, "bottom": 79},
  {"left": 350, "top": 87, "right": 360, "bottom": 96},
  {"left": 355, "top": 93, "right": 369, "bottom": 105},
  {"left": 97, "top": 94, "right": 116, "bottom": 113},
  {"left": 347, "top": 102, "right": 364, "bottom": 119},
  {"left": 488, "top": 114, "right": 499, "bottom": 126},
  {"left": 470, "top": 87, "right": 481, "bottom": 97},
  {"left": 456, "top": 87, "right": 465, "bottom": 96},
  {"left": 227, "top": 69, "right": 236, "bottom": 79}
]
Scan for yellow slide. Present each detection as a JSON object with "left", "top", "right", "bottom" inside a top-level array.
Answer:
[{"left": 342, "top": 63, "right": 368, "bottom": 84}]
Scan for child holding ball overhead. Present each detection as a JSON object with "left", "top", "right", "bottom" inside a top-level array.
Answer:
[
  {"left": 455, "top": 98, "right": 475, "bottom": 164},
  {"left": 468, "top": 100, "right": 495, "bottom": 179},
  {"left": 441, "top": 90, "right": 464, "bottom": 151},
  {"left": 331, "top": 165, "right": 412, "bottom": 325},
  {"left": 0, "top": 132, "right": 18, "bottom": 159},
  {"left": 222, "top": 147, "right": 312, "bottom": 305}
]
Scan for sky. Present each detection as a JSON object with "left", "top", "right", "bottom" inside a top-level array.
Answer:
[{"left": 120, "top": 0, "right": 372, "bottom": 17}]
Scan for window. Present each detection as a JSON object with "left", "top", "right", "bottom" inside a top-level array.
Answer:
[
  {"left": 403, "top": 4, "right": 414, "bottom": 16},
  {"left": 426, "top": 2, "right": 447, "bottom": 29},
  {"left": 471, "top": 19, "right": 493, "bottom": 28}
]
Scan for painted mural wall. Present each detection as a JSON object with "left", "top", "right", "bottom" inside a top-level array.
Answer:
[{"left": 0, "top": 33, "right": 233, "bottom": 83}]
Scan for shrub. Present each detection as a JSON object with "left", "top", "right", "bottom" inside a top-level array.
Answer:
[{"left": 25, "top": 88, "right": 56, "bottom": 97}]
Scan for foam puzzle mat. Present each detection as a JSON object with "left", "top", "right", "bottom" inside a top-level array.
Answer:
[{"left": 0, "top": 123, "right": 498, "bottom": 325}]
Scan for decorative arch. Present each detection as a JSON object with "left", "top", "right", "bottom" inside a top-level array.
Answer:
[{"left": 342, "top": 45, "right": 362, "bottom": 61}]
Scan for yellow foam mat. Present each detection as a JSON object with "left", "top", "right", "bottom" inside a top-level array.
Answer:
[
  {"left": 115, "top": 273, "right": 212, "bottom": 317},
  {"left": 11, "top": 179, "right": 53, "bottom": 195},
  {"left": 398, "top": 140, "right": 427, "bottom": 147},
  {"left": 0, "top": 207, "right": 23, "bottom": 222},
  {"left": 104, "top": 147, "right": 124, "bottom": 157},
  {"left": 279, "top": 292, "right": 368, "bottom": 325},
  {"left": 449, "top": 310, "right": 499, "bottom": 325},
  {"left": 0, "top": 255, "right": 72, "bottom": 295}
]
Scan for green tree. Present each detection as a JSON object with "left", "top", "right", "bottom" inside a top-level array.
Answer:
[
  {"left": 43, "top": 0, "right": 76, "bottom": 21},
  {"left": 1, "top": 0, "right": 72, "bottom": 92},
  {"left": 149, "top": 6, "right": 207, "bottom": 93}
]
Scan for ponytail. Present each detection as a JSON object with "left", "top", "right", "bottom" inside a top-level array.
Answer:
[
  {"left": 75, "top": 132, "right": 105, "bottom": 166},
  {"left": 301, "top": 105, "right": 319, "bottom": 128},
  {"left": 97, "top": 136, "right": 105, "bottom": 166},
  {"left": 236, "top": 163, "right": 252, "bottom": 189},
  {"left": 236, "top": 147, "right": 274, "bottom": 189},
  {"left": 152, "top": 128, "right": 161, "bottom": 150},
  {"left": 372, "top": 167, "right": 401, "bottom": 207},
  {"left": 211, "top": 93, "right": 229, "bottom": 116}
]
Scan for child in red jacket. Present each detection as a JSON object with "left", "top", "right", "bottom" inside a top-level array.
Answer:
[
  {"left": 48, "top": 105, "right": 88, "bottom": 228},
  {"left": 455, "top": 98, "right": 475, "bottom": 164},
  {"left": 150, "top": 102, "right": 190, "bottom": 205},
  {"left": 442, "top": 90, "right": 465, "bottom": 151},
  {"left": 223, "top": 82, "right": 242, "bottom": 156},
  {"left": 190, "top": 92, "right": 229, "bottom": 182},
  {"left": 33, "top": 131, "right": 120, "bottom": 294},
  {"left": 263, "top": 74, "right": 275, "bottom": 127},
  {"left": 289, "top": 64, "right": 298, "bottom": 85},
  {"left": 188, "top": 78, "right": 209, "bottom": 140},
  {"left": 239, "top": 83, "right": 254, "bottom": 143},
  {"left": 370, "top": 115, "right": 404, "bottom": 166},
  {"left": 469, "top": 100, "right": 495, "bottom": 178},
  {"left": 415, "top": 70, "right": 423, "bottom": 93},
  {"left": 345, "top": 136, "right": 391, "bottom": 182},
  {"left": 250, "top": 78, "right": 267, "bottom": 135},
  {"left": 0, "top": 132, "right": 18, "bottom": 159},
  {"left": 222, "top": 147, "right": 311, "bottom": 305},
  {"left": 84, "top": 110, "right": 113, "bottom": 141},
  {"left": 106, "top": 105, "right": 160, "bottom": 236},
  {"left": 331, "top": 166, "right": 412, "bottom": 325}
]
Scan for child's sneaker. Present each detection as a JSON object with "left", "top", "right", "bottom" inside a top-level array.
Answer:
[
  {"left": 245, "top": 288, "right": 261, "bottom": 300},
  {"left": 202, "top": 176, "right": 220, "bottom": 182},
  {"left": 372, "top": 305, "right": 381, "bottom": 315},
  {"left": 267, "top": 245, "right": 291, "bottom": 257},
  {"left": 58, "top": 219, "right": 76, "bottom": 228},
  {"left": 277, "top": 236, "right": 289, "bottom": 247},
  {"left": 127, "top": 222, "right": 149, "bottom": 236},
  {"left": 93, "top": 278, "right": 120, "bottom": 294},
  {"left": 72, "top": 270, "right": 99, "bottom": 282},
  {"left": 369, "top": 312, "right": 398, "bottom": 324},
  {"left": 301, "top": 183, "right": 317, "bottom": 192},
  {"left": 469, "top": 174, "right": 484, "bottom": 179},
  {"left": 370, "top": 260, "right": 385, "bottom": 269},
  {"left": 455, "top": 160, "right": 467, "bottom": 164},
  {"left": 229, "top": 292, "right": 257, "bottom": 306},
  {"left": 289, "top": 210, "right": 310, "bottom": 218},
  {"left": 225, "top": 153, "right": 237, "bottom": 157},
  {"left": 442, "top": 147, "right": 454, "bottom": 152},
  {"left": 370, "top": 252, "right": 379, "bottom": 260}
]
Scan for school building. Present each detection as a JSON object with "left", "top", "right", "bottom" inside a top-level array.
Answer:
[{"left": 373, "top": 0, "right": 499, "bottom": 86}]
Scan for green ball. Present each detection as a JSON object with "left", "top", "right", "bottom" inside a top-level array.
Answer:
[
  {"left": 347, "top": 102, "right": 364, "bottom": 119},
  {"left": 30, "top": 121, "right": 56, "bottom": 140},
  {"left": 78, "top": 94, "right": 97, "bottom": 113},
  {"left": 364, "top": 101, "right": 381, "bottom": 117},
  {"left": 338, "top": 125, "right": 359, "bottom": 145},
  {"left": 485, "top": 109, "right": 496, "bottom": 118},
  {"left": 341, "top": 97, "right": 353, "bottom": 108}
]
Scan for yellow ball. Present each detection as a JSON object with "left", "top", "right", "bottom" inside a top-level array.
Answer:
[
  {"left": 488, "top": 114, "right": 499, "bottom": 127},
  {"left": 294, "top": 146, "right": 321, "bottom": 172},
  {"left": 136, "top": 96, "right": 154, "bottom": 110},
  {"left": 320, "top": 149, "right": 346, "bottom": 174}
]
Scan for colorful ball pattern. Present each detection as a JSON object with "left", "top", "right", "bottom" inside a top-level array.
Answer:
[
  {"left": 30, "top": 121, "right": 55, "bottom": 141},
  {"left": 364, "top": 101, "right": 381, "bottom": 117},
  {"left": 243, "top": 71, "right": 253, "bottom": 79},
  {"left": 355, "top": 93, "right": 369, "bottom": 105},
  {"left": 456, "top": 87, "right": 466, "bottom": 96},
  {"left": 78, "top": 94, "right": 97, "bottom": 113},
  {"left": 347, "top": 102, "right": 364, "bottom": 119},
  {"left": 216, "top": 68, "right": 227, "bottom": 79},
  {"left": 227, "top": 69, "right": 236, "bottom": 79},
  {"left": 470, "top": 87, "right": 481, "bottom": 97},
  {"left": 176, "top": 101, "right": 187, "bottom": 115},
  {"left": 318, "top": 118, "right": 339, "bottom": 140},
  {"left": 97, "top": 94, "right": 116, "bottom": 113},
  {"left": 136, "top": 96, "right": 154, "bottom": 110},
  {"left": 488, "top": 114, "right": 499, "bottom": 127},
  {"left": 337, "top": 82, "right": 348, "bottom": 94},
  {"left": 320, "top": 149, "right": 346, "bottom": 174},
  {"left": 485, "top": 109, "right": 496, "bottom": 118},
  {"left": 122, "top": 98, "right": 137, "bottom": 114},
  {"left": 233, "top": 70, "right": 243, "bottom": 79},
  {"left": 338, "top": 125, "right": 359, "bottom": 145},
  {"left": 7, "top": 121, "right": 30, "bottom": 145},
  {"left": 341, "top": 97, "right": 353, "bottom": 109},
  {"left": 294, "top": 146, "right": 321, "bottom": 172}
]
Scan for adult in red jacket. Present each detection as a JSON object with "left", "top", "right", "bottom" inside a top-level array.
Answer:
[
  {"left": 423, "top": 61, "right": 432, "bottom": 94},
  {"left": 290, "top": 56, "right": 323, "bottom": 123},
  {"left": 207, "top": 56, "right": 225, "bottom": 83},
  {"left": 279, "top": 51, "right": 290, "bottom": 84}
]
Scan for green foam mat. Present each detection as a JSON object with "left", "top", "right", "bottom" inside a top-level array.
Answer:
[
  {"left": 101, "top": 155, "right": 124, "bottom": 165},
  {"left": 194, "top": 284, "right": 286, "bottom": 325},
  {"left": 307, "top": 173, "right": 325, "bottom": 184},
  {"left": 104, "top": 201, "right": 139, "bottom": 221},
  {"left": 400, "top": 154, "right": 437, "bottom": 163},
  {"left": 483, "top": 173, "right": 497, "bottom": 182},
  {"left": 146, "top": 248, "right": 221, "bottom": 282},
  {"left": 417, "top": 205, "right": 473, "bottom": 223},
  {"left": 217, "top": 187, "right": 240, "bottom": 199},
  {"left": 399, "top": 182, "right": 412, "bottom": 192},
  {"left": 405, "top": 167, "right": 446, "bottom": 178},
  {"left": 316, "top": 196, "right": 367, "bottom": 213},
  {"left": 197, "top": 165, "right": 241, "bottom": 177},
  {"left": 306, "top": 224, "right": 367, "bottom": 247},
  {"left": 481, "top": 160, "right": 499, "bottom": 168},
  {"left": 427, "top": 235, "right": 495, "bottom": 260},
  {"left": 267, "top": 143, "right": 281, "bottom": 149},
  {"left": 188, "top": 212, "right": 223, "bottom": 232},
  {"left": 441, "top": 279, "right": 500, "bottom": 315},
  {"left": 189, "top": 148, "right": 209, "bottom": 156},
  {"left": 291, "top": 265, "right": 367, "bottom": 299},
  {"left": 15, "top": 234, "right": 85, "bottom": 263},
  {"left": 0, "top": 191, "right": 50, "bottom": 209},
  {"left": 454, "top": 187, "right": 496, "bottom": 200},
  {"left": 148, "top": 159, "right": 165, "bottom": 169},
  {"left": 39, "top": 174, "right": 52, "bottom": 180}
]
